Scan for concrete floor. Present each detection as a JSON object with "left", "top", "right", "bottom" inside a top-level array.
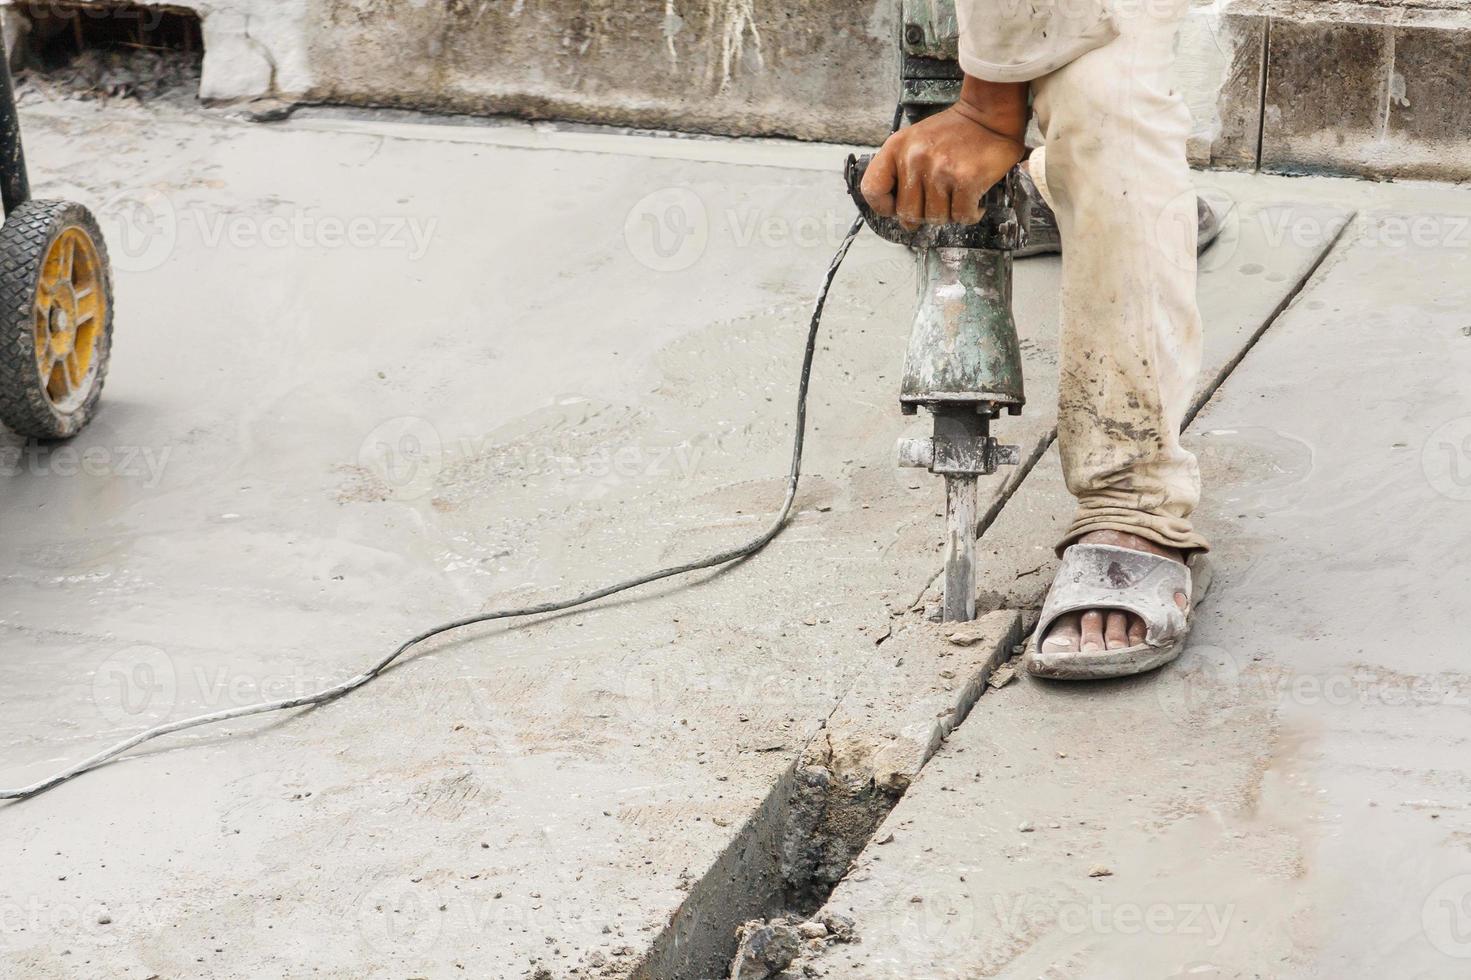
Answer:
[{"left": 0, "top": 96, "right": 1465, "bottom": 980}]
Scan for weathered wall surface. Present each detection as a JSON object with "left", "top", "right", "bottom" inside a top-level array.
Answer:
[
  {"left": 299, "top": 0, "right": 899, "bottom": 144},
  {"left": 173, "top": 0, "right": 901, "bottom": 146},
  {"left": 6, "top": 0, "right": 1469, "bottom": 178},
  {"left": 1183, "top": 0, "right": 1471, "bottom": 181}
]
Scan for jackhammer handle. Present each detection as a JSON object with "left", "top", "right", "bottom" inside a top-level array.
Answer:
[{"left": 844, "top": 154, "right": 1028, "bottom": 251}]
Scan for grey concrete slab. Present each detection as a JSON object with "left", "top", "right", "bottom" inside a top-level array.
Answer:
[
  {"left": 798, "top": 191, "right": 1471, "bottom": 978},
  {"left": 0, "top": 97, "right": 1343, "bottom": 980}
]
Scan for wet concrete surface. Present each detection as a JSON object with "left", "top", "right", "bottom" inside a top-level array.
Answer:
[
  {"left": 0, "top": 98, "right": 1363, "bottom": 978},
  {"left": 799, "top": 189, "right": 1471, "bottom": 978}
]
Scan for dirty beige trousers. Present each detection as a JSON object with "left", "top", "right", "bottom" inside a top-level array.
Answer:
[{"left": 1026, "top": 0, "right": 1209, "bottom": 553}]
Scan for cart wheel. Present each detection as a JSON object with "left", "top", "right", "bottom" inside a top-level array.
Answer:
[{"left": 0, "top": 200, "right": 114, "bottom": 440}]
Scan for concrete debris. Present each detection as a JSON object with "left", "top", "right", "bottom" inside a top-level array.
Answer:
[
  {"left": 944, "top": 622, "right": 994, "bottom": 646},
  {"left": 814, "top": 911, "right": 855, "bottom": 942},
  {"left": 729, "top": 920, "right": 802, "bottom": 980},
  {"left": 1087, "top": 864, "right": 1113, "bottom": 878},
  {"left": 987, "top": 664, "right": 1018, "bottom": 689},
  {"left": 731, "top": 912, "right": 858, "bottom": 979}
]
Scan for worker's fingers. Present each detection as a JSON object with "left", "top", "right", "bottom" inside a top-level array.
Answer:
[
  {"left": 923, "top": 176, "right": 953, "bottom": 225},
  {"left": 860, "top": 145, "right": 898, "bottom": 216},
  {"left": 949, "top": 170, "right": 987, "bottom": 225},
  {"left": 894, "top": 153, "right": 925, "bottom": 231},
  {"left": 1127, "top": 615, "right": 1147, "bottom": 648},
  {"left": 1079, "top": 609, "right": 1105, "bottom": 652},
  {"left": 1103, "top": 610, "right": 1130, "bottom": 651}
]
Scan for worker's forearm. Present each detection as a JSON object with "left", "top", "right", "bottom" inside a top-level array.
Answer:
[{"left": 955, "top": 75, "right": 1029, "bottom": 144}]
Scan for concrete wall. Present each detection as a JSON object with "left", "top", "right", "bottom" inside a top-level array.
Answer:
[
  {"left": 132, "top": 0, "right": 902, "bottom": 146},
  {"left": 8, "top": 0, "right": 1469, "bottom": 178},
  {"left": 1182, "top": 0, "right": 1471, "bottom": 181},
  {"left": 298, "top": 0, "right": 899, "bottom": 144}
]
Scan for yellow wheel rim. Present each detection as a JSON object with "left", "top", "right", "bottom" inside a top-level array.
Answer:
[{"left": 34, "top": 226, "right": 106, "bottom": 414}]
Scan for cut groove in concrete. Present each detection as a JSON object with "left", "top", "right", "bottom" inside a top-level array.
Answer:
[
  {"left": 1182, "top": 210, "right": 1356, "bottom": 430},
  {"left": 632, "top": 613, "right": 1022, "bottom": 979}
]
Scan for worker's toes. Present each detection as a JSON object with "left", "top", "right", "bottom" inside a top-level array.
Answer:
[
  {"left": 1104, "top": 610, "right": 1131, "bottom": 650},
  {"left": 1079, "top": 610, "right": 1105, "bottom": 653},
  {"left": 1040, "top": 611, "right": 1082, "bottom": 654},
  {"left": 1127, "top": 615, "right": 1146, "bottom": 647}
]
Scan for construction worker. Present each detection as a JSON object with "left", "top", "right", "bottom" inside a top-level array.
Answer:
[{"left": 861, "top": 0, "right": 1218, "bottom": 679}]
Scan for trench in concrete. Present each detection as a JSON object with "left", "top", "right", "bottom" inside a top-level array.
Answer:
[
  {"left": 630, "top": 605, "right": 1026, "bottom": 975},
  {"left": 631, "top": 209, "right": 1359, "bottom": 980},
  {"left": 630, "top": 671, "right": 1003, "bottom": 980},
  {"left": 12, "top": 1, "right": 202, "bottom": 98}
]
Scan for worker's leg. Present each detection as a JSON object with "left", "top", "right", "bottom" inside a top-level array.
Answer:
[
  {"left": 1028, "top": 0, "right": 1206, "bottom": 655},
  {"left": 1030, "top": 0, "right": 1206, "bottom": 553}
]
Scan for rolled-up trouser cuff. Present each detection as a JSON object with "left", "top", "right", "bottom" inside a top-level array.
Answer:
[{"left": 1058, "top": 507, "right": 1210, "bottom": 557}]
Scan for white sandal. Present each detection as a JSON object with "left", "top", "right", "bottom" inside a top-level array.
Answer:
[{"left": 1024, "top": 544, "right": 1212, "bottom": 680}]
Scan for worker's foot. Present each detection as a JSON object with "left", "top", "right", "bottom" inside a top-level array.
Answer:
[
  {"left": 1024, "top": 528, "right": 1206, "bottom": 680},
  {"left": 1014, "top": 158, "right": 1223, "bottom": 257}
]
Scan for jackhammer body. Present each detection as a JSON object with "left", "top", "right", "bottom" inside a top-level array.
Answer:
[{"left": 842, "top": 0, "right": 1030, "bottom": 622}]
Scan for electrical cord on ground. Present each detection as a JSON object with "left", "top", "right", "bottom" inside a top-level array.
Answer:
[{"left": 0, "top": 214, "right": 869, "bottom": 802}]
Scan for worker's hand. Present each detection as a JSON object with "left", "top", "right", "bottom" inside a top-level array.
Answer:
[{"left": 861, "top": 78, "right": 1028, "bottom": 230}]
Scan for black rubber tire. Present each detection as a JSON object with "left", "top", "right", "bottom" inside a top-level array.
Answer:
[{"left": 0, "top": 200, "right": 114, "bottom": 440}]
